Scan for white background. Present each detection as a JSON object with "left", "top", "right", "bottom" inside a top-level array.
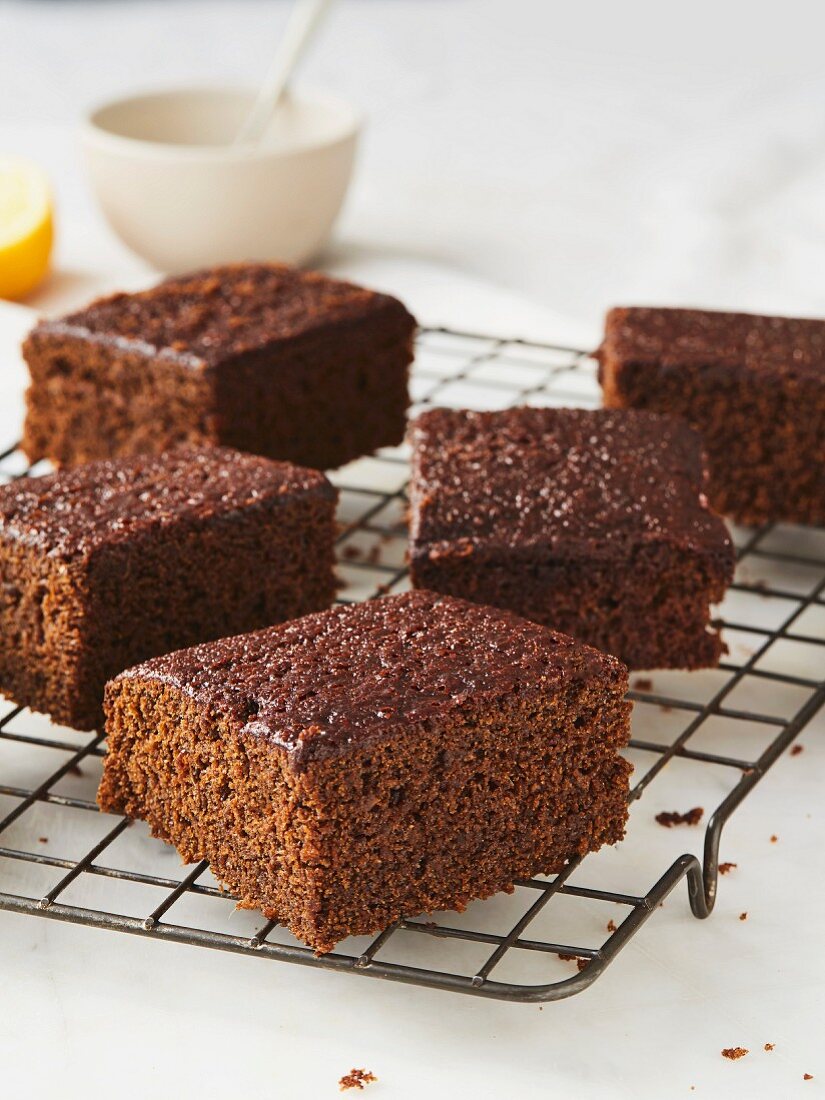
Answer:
[{"left": 1, "top": 1, "right": 825, "bottom": 1096}]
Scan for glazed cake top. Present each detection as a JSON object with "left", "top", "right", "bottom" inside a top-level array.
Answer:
[
  {"left": 408, "top": 406, "right": 733, "bottom": 562},
  {"left": 0, "top": 445, "right": 335, "bottom": 559},
  {"left": 112, "top": 590, "right": 627, "bottom": 769},
  {"left": 601, "top": 306, "right": 825, "bottom": 379},
  {"left": 31, "top": 264, "right": 415, "bottom": 369}
]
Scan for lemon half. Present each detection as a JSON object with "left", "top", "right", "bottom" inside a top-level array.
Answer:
[{"left": 0, "top": 157, "right": 54, "bottom": 301}]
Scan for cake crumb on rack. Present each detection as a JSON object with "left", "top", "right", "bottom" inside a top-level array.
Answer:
[
  {"left": 339, "top": 1068, "right": 377, "bottom": 1091},
  {"left": 721, "top": 1047, "right": 748, "bottom": 1060},
  {"left": 656, "top": 807, "right": 704, "bottom": 828},
  {"left": 557, "top": 953, "right": 588, "bottom": 971},
  {"left": 719, "top": 862, "right": 737, "bottom": 874}
]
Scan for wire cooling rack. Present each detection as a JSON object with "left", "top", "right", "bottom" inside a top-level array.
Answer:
[{"left": 1, "top": 326, "right": 823, "bottom": 1003}]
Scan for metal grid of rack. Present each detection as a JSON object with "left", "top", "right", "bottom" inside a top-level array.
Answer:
[{"left": 1, "top": 326, "right": 823, "bottom": 1002}]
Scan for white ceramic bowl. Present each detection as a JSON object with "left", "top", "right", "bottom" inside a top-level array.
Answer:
[{"left": 82, "top": 86, "right": 360, "bottom": 272}]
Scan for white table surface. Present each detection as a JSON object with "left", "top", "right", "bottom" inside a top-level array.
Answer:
[{"left": 1, "top": 1, "right": 825, "bottom": 1096}]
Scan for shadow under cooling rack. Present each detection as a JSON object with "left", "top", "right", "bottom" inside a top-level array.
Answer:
[{"left": 1, "top": 326, "right": 823, "bottom": 1002}]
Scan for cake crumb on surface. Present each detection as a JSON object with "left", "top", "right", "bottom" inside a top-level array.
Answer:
[
  {"left": 606, "top": 919, "right": 617, "bottom": 933},
  {"left": 339, "top": 1068, "right": 377, "bottom": 1091},
  {"left": 791, "top": 745, "right": 804, "bottom": 756},
  {"left": 341, "top": 543, "right": 382, "bottom": 565},
  {"left": 656, "top": 807, "right": 704, "bottom": 828},
  {"left": 770, "top": 835, "right": 778, "bottom": 843},
  {"left": 739, "top": 912, "right": 747, "bottom": 921},
  {"left": 38, "top": 837, "right": 48, "bottom": 844},
  {"left": 719, "top": 862, "right": 737, "bottom": 875},
  {"left": 633, "top": 677, "right": 653, "bottom": 691},
  {"left": 557, "top": 953, "right": 588, "bottom": 970},
  {"left": 721, "top": 1047, "right": 748, "bottom": 1060},
  {"left": 804, "top": 1074, "right": 813, "bottom": 1081},
  {"left": 764, "top": 1043, "right": 775, "bottom": 1052}
]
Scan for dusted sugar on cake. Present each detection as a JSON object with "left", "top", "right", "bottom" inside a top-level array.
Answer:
[
  {"left": 598, "top": 306, "right": 825, "bottom": 526},
  {"left": 98, "top": 590, "right": 632, "bottom": 954},
  {"left": 0, "top": 446, "right": 337, "bottom": 730},
  {"left": 22, "top": 263, "right": 416, "bottom": 471},
  {"left": 408, "top": 406, "right": 734, "bottom": 670}
]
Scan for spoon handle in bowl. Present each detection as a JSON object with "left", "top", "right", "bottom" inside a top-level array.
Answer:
[{"left": 235, "top": 0, "right": 336, "bottom": 146}]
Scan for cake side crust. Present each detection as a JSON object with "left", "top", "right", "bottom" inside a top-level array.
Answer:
[
  {"left": 21, "top": 332, "right": 218, "bottom": 467},
  {"left": 410, "top": 541, "right": 730, "bottom": 670},
  {"left": 0, "top": 538, "right": 91, "bottom": 727}
]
